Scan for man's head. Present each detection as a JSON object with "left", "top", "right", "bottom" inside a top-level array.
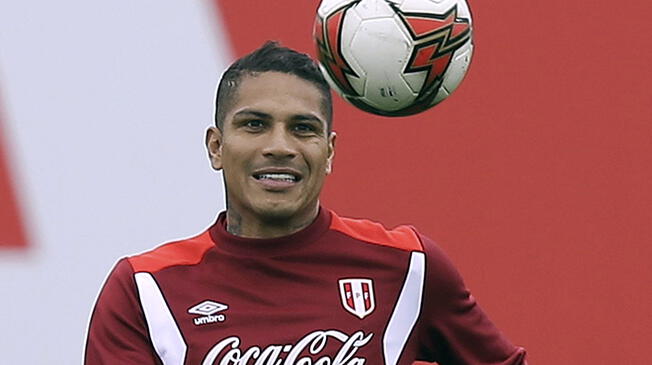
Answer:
[
  {"left": 214, "top": 41, "right": 333, "bottom": 132},
  {"left": 205, "top": 42, "right": 336, "bottom": 238}
]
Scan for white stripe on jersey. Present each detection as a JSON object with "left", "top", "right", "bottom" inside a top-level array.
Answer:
[
  {"left": 383, "top": 251, "right": 426, "bottom": 365},
  {"left": 135, "top": 272, "right": 187, "bottom": 364}
]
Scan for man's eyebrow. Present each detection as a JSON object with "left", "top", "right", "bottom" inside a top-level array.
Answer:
[
  {"left": 291, "top": 113, "right": 325, "bottom": 125},
  {"left": 233, "top": 109, "right": 326, "bottom": 127},
  {"left": 232, "top": 109, "right": 272, "bottom": 119}
]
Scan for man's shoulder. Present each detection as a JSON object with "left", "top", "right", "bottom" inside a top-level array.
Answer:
[
  {"left": 328, "top": 210, "right": 424, "bottom": 252},
  {"left": 125, "top": 229, "right": 215, "bottom": 274}
]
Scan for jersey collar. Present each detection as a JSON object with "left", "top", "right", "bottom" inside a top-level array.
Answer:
[{"left": 209, "top": 207, "right": 332, "bottom": 257}]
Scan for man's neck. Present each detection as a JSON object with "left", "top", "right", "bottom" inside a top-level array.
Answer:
[{"left": 225, "top": 206, "right": 319, "bottom": 239}]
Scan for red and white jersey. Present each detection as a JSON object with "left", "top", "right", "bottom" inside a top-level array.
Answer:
[{"left": 85, "top": 208, "right": 526, "bottom": 365}]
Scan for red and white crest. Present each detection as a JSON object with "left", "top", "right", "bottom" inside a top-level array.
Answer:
[{"left": 338, "top": 278, "right": 375, "bottom": 319}]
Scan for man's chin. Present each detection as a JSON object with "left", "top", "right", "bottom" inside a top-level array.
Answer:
[
  {"left": 254, "top": 203, "right": 300, "bottom": 222},
  {"left": 252, "top": 201, "right": 315, "bottom": 225}
]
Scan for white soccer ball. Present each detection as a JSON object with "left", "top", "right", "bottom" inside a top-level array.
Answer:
[{"left": 314, "top": 0, "right": 474, "bottom": 116}]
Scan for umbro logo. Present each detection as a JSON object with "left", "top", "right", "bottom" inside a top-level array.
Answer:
[{"left": 188, "top": 300, "right": 228, "bottom": 326}]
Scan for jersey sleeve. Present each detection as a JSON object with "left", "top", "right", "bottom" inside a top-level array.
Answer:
[
  {"left": 416, "top": 234, "right": 527, "bottom": 365},
  {"left": 84, "top": 258, "right": 162, "bottom": 365}
]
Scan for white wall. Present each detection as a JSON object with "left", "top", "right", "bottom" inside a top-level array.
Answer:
[{"left": 0, "top": 1, "right": 230, "bottom": 363}]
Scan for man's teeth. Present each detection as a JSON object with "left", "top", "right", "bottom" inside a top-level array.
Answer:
[{"left": 257, "top": 173, "right": 297, "bottom": 182}]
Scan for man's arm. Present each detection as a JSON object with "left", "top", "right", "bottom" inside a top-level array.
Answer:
[
  {"left": 84, "top": 258, "right": 161, "bottom": 364},
  {"left": 416, "top": 234, "right": 527, "bottom": 365}
]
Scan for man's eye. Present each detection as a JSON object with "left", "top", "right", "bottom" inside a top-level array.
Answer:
[
  {"left": 293, "top": 123, "right": 316, "bottom": 133},
  {"left": 245, "top": 120, "right": 264, "bottom": 128}
]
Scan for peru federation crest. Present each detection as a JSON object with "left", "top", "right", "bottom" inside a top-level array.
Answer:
[{"left": 338, "top": 278, "right": 376, "bottom": 319}]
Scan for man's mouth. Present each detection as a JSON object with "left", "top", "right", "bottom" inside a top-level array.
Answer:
[
  {"left": 253, "top": 173, "right": 300, "bottom": 182},
  {"left": 251, "top": 167, "right": 304, "bottom": 191}
]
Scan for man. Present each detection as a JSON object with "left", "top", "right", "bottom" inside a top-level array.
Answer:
[{"left": 85, "top": 41, "right": 527, "bottom": 365}]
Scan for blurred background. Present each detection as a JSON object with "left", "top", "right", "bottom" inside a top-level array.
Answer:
[{"left": 1, "top": 0, "right": 650, "bottom": 364}]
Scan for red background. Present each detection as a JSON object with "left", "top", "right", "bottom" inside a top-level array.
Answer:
[
  {"left": 215, "top": 0, "right": 652, "bottom": 364},
  {"left": 0, "top": 90, "right": 28, "bottom": 248}
]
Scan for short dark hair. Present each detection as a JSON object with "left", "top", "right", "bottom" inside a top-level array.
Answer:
[{"left": 214, "top": 41, "right": 333, "bottom": 131}]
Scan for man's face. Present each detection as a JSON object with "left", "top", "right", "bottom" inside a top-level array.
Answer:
[{"left": 206, "top": 72, "right": 335, "bottom": 231}]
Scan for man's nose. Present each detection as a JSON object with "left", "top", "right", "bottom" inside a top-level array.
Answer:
[{"left": 261, "top": 125, "right": 297, "bottom": 159}]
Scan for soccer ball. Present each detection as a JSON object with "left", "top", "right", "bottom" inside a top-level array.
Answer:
[{"left": 313, "top": 0, "right": 474, "bottom": 116}]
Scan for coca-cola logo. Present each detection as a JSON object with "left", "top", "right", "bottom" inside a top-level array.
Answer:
[{"left": 201, "top": 329, "right": 373, "bottom": 365}]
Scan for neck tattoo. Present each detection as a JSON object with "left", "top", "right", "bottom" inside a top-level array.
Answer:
[{"left": 226, "top": 211, "right": 242, "bottom": 236}]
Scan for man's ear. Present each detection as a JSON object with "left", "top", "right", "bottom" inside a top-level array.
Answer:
[
  {"left": 205, "top": 126, "right": 224, "bottom": 170},
  {"left": 326, "top": 131, "right": 336, "bottom": 174}
]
